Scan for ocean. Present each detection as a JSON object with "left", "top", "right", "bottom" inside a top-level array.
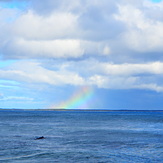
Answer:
[{"left": 0, "top": 110, "right": 162, "bottom": 163}]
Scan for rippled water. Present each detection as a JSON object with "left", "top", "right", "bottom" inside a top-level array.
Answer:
[{"left": 0, "top": 110, "right": 163, "bottom": 162}]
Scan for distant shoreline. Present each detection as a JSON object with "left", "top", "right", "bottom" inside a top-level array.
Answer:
[{"left": 0, "top": 108, "right": 163, "bottom": 112}]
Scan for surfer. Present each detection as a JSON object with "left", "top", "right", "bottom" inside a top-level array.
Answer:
[{"left": 35, "top": 136, "right": 45, "bottom": 140}]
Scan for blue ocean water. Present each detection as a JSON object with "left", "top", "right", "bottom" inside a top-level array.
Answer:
[{"left": 0, "top": 110, "right": 163, "bottom": 163}]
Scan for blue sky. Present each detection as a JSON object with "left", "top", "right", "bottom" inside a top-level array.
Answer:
[
  {"left": 151, "top": 0, "right": 162, "bottom": 2},
  {"left": 0, "top": 0, "right": 163, "bottom": 110},
  {"left": 0, "top": 1, "right": 27, "bottom": 9}
]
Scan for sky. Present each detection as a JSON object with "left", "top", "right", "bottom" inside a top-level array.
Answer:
[{"left": 0, "top": 0, "right": 163, "bottom": 110}]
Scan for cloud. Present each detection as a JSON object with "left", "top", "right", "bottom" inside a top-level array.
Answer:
[
  {"left": 0, "top": 91, "right": 33, "bottom": 102},
  {"left": 0, "top": 0, "right": 163, "bottom": 96},
  {"left": 0, "top": 8, "right": 113, "bottom": 59},
  {"left": 1, "top": 60, "right": 163, "bottom": 93},
  {"left": 115, "top": 3, "right": 163, "bottom": 53},
  {"left": 91, "top": 61, "right": 163, "bottom": 76},
  {"left": 59, "top": 59, "right": 163, "bottom": 76},
  {"left": 0, "top": 93, "right": 3, "bottom": 98},
  {"left": 0, "top": 0, "right": 162, "bottom": 61},
  {"left": 0, "top": 96, "right": 33, "bottom": 101},
  {"left": 0, "top": 9, "right": 85, "bottom": 59},
  {"left": 12, "top": 10, "right": 79, "bottom": 40},
  {"left": 3, "top": 38, "right": 84, "bottom": 59},
  {"left": 0, "top": 61, "right": 85, "bottom": 85}
]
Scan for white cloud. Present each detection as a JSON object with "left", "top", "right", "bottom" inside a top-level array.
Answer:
[
  {"left": 0, "top": 96, "right": 34, "bottom": 101},
  {"left": 0, "top": 61, "right": 85, "bottom": 86},
  {"left": 1, "top": 8, "right": 115, "bottom": 59},
  {"left": 61, "top": 59, "right": 163, "bottom": 76},
  {"left": 94, "top": 62, "right": 163, "bottom": 76},
  {"left": 3, "top": 38, "right": 84, "bottom": 59},
  {"left": 1, "top": 0, "right": 163, "bottom": 95},
  {"left": 88, "top": 75, "right": 109, "bottom": 88},
  {"left": 115, "top": 4, "right": 163, "bottom": 52},
  {"left": 0, "top": 93, "right": 3, "bottom": 97},
  {"left": 1, "top": 60, "right": 163, "bottom": 92},
  {"left": 135, "top": 84, "right": 163, "bottom": 92},
  {"left": 1, "top": 0, "right": 163, "bottom": 61},
  {"left": 0, "top": 0, "right": 163, "bottom": 60},
  {"left": 103, "top": 46, "right": 111, "bottom": 55},
  {"left": 12, "top": 10, "right": 79, "bottom": 40}
]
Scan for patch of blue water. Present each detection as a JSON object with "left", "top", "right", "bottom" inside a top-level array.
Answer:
[{"left": 0, "top": 110, "right": 162, "bottom": 162}]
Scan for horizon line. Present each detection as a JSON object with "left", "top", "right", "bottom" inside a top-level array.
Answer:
[{"left": 0, "top": 108, "right": 163, "bottom": 112}]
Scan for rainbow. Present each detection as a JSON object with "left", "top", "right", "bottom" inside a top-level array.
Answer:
[{"left": 50, "top": 86, "right": 94, "bottom": 109}]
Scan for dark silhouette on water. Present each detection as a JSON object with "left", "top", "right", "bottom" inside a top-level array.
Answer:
[{"left": 35, "top": 136, "right": 45, "bottom": 140}]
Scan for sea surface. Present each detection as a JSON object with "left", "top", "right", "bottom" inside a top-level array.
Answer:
[{"left": 0, "top": 110, "right": 163, "bottom": 163}]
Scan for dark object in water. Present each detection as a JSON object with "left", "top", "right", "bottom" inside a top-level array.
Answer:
[{"left": 35, "top": 136, "right": 45, "bottom": 140}]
